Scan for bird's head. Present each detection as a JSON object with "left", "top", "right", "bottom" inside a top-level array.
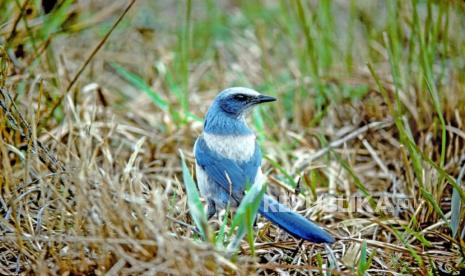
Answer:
[{"left": 213, "top": 87, "right": 276, "bottom": 117}]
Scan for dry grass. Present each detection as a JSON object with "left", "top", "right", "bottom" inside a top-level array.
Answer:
[{"left": 1, "top": 0, "right": 465, "bottom": 274}]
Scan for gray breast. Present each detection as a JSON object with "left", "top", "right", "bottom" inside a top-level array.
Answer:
[{"left": 203, "top": 132, "right": 256, "bottom": 162}]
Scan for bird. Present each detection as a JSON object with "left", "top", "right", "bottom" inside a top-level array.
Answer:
[{"left": 193, "top": 87, "right": 334, "bottom": 244}]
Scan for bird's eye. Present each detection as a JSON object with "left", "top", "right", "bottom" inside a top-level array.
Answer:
[{"left": 233, "top": 94, "right": 246, "bottom": 101}]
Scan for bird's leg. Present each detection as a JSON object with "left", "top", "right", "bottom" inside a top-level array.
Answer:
[
  {"left": 253, "top": 213, "right": 259, "bottom": 227},
  {"left": 206, "top": 199, "right": 217, "bottom": 220},
  {"left": 291, "top": 239, "right": 305, "bottom": 259}
]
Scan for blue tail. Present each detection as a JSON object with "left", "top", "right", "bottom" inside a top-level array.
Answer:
[{"left": 258, "top": 194, "right": 335, "bottom": 243}]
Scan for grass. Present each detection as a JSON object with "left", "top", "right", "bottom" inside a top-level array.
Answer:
[{"left": 1, "top": 0, "right": 465, "bottom": 274}]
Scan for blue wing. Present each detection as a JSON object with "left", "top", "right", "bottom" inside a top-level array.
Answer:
[
  {"left": 259, "top": 195, "right": 335, "bottom": 243},
  {"left": 194, "top": 135, "right": 261, "bottom": 203}
]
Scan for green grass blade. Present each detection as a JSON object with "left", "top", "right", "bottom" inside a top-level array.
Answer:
[
  {"left": 315, "top": 252, "right": 324, "bottom": 275},
  {"left": 332, "top": 151, "right": 377, "bottom": 210},
  {"left": 39, "top": 0, "right": 73, "bottom": 38},
  {"left": 179, "top": 151, "right": 209, "bottom": 241},
  {"left": 176, "top": 0, "right": 192, "bottom": 114},
  {"left": 390, "top": 226, "right": 426, "bottom": 269},
  {"left": 451, "top": 164, "right": 465, "bottom": 238},
  {"left": 357, "top": 240, "right": 368, "bottom": 276},
  {"left": 424, "top": 77, "right": 446, "bottom": 169},
  {"left": 405, "top": 137, "right": 465, "bottom": 203},
  {"left": 111, "top": 63, "right": 169, "bottom": 111},
  {"left": 265, "top": 156, "right": 297, "bottom": 188},
  {"left": 401, "top": 224, "right": 433, "bottom": 247},
  {"left": 227, "top": 180, "right": 266, "bottom": 255},
  {"left": 420, "top": 187, "right": 450, "bottom": 229},
  {"left": 215, "top": 203, "right": 230, "bottom": 249}
]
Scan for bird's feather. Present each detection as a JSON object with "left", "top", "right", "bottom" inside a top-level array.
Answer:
[
  {"left": 194, "top": 135, "right": 261, "bottom": 204},
  {"left": 259, "top": 194, "right": 335, "bottom": 243}
]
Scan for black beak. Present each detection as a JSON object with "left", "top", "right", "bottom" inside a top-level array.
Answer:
[{"left": 254, "top": 94, "right": 277, "bottom": 104}]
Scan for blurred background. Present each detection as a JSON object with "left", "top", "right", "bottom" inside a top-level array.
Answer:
[{"left": 1, "top": 0, "right": 465, "bottom": 274}]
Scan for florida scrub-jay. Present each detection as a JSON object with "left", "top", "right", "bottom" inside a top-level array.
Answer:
[{"left": 194, "top": 87, "right": 334, "bottom": 243}]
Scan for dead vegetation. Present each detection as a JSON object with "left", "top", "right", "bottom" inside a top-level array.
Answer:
[{"left": 1, "top": 0, "right": 465, "bottom": 275}]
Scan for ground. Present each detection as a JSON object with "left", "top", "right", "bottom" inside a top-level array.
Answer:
[{"left": 0, "top": 0, "right": 464, "bottom": 274}]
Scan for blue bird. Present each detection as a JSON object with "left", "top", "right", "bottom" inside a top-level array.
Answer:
[{"left": 194, "top": 87, "right": 334, "bottom": 244}]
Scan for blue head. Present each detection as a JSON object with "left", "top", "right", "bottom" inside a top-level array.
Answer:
[
  {"left": 204, "top": 87, "right": 276, "bottom": 135},
  {"left": 213, "top": 87, "right": 276, "bottom": 116}
]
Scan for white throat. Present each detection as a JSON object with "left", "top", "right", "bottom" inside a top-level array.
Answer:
[{"left": 203, "top": 132, "right": 256, "bottom": 162}]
